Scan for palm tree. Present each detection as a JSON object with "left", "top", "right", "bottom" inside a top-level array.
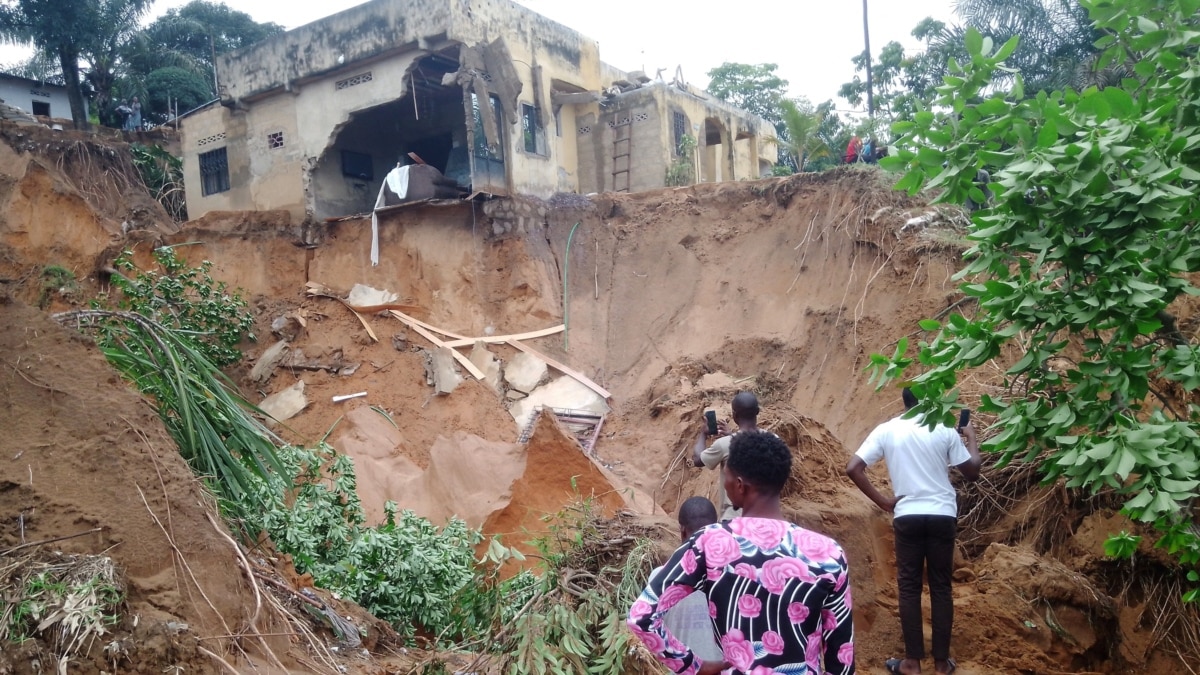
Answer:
[
  {"left": 949, "top": 0, "right": 1105, "bottom": 93},
  {"left": 776, "top": 99, "right": 832, "bottom": 172},
  {"left": 862, "top": 0, "right": 874, "bottom": 117}
]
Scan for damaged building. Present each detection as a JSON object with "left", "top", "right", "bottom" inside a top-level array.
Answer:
[{"left": 180, "top": 0, "right": 777, "bottom": 221}]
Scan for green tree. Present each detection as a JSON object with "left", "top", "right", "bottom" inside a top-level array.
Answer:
[
  {"left": 776, "top": 99, "right": 831, "bottom": 172},
  {"left": 705, "top": 62, "right": 789, "bottom": 125},
  {"left": 953, "top": 0, "right": 1106, "bottom": 93},
  {"left": 135, "top": 1, "right": 279, "bottom": 99},
  {"left": 129, "top": 1, "right": 282, "bottom": 120},
  {"left": 1, "top": 1, "right": 115, "bottom": 128},
  {"left": 877, "top": 1, "right": 1200, "bottom": 599},
  {"left": 840, "top": 19, "right": 960, "bottom": 123},
  {"left": 144, "top": 66, "right": 211, "bottom": 115},
  {"left": 78, "top": 0, "right": 153, "bottom": 127}
]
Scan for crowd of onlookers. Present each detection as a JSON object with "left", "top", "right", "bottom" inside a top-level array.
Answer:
[{"left": 843, "top": 134, "right": 886, "bottom": 164}]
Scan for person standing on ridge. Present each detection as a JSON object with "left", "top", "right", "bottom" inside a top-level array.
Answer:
[
  {"left": 693, "top": 391, "right": 762, "bottom": 521},
  {"left": 845, "top": 388, "right": 981, "bottom": 675}
]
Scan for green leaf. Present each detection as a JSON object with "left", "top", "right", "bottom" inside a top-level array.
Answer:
[
  {"left": 918, "top": 319, "right": 941, "bottom": 331},
  {"left": 1103, "top": 87, "right": 1135, "bottom": 117},
  {"left": 965, "top": 27, "right": 983, "bottom": 57},
  {"left": 994, "top": 35, "right": 1019, "bottom": 61}
]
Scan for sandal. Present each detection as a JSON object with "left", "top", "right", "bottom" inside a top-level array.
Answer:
[
  {"left": 884, "top": 658, "right": 903, "bottom": 675},
  {"left": 938, "top": 659, "right": 957, "bottom": 675}
]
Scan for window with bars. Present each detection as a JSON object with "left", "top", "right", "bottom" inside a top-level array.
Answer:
[
  {"left": 471, "top": 92, "right": 505, "bottom": 161},
  {"left": 199, "top": 147, "right": 230, "bottom": 196},
  {"left": 521, "top": 103, "right": 547, "bottom": 156},
  {"left": 672, "top": 111, "right": 688, "bottom": 156},
  {"left": 268, "top": 131, "right": 284, "bottom": 149}
]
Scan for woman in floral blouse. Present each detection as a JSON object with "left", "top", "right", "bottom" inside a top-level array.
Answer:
[{"left": 628, "top": 431, "right": 855, "bottom": 674}]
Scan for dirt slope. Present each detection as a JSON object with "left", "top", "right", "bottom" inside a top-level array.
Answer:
[{"left": 0, "top": 298, "right": 262, "bottom": 673}]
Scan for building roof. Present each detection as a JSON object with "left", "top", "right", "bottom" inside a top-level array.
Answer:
[{"left": 0, "top": 72, "right": 67, "bottom": 90}]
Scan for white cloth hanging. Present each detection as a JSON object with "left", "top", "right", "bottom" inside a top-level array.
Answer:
[{"left": 370, "top": 166, "right": 411, "bottom": 266}]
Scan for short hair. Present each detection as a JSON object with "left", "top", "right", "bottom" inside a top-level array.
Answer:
[
  {"left": 902, "top": 387, "right": 918, "bottom": 409},
  {"left": 731, "top": 391, "right": 760, "bottom": 419},
  {"left": 727, "top": 431, "right": 792, "bottom": 495},
  {"left": 678, "top": 496, "right": 718, "bottom": 533}
]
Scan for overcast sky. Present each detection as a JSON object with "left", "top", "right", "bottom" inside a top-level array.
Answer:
[{"left": 2, "top": 0, "right": 958, "bottom": 107}]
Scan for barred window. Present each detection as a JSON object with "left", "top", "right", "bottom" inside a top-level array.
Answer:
[
  {"left": 268, "top": 131, "right": 284, "bottom": 149},
  {"left": 673, "top": 111, "right": 688, "bottom": 155},
  {"left": 199, "top": 147, "right": 230, "bottom": 196},
  {"left": 521, "top": 103, "right": 547, "bottom": 156}
]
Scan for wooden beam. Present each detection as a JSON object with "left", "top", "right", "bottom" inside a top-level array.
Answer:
[
  {"left": 388, "top": 310, "right": 470, "bottom": 340},
  {"left": 509, "top": 340, "right": 611, "bottom": 400},
  {"left": 441, "top": 324, "right": 565, "bottom": 348},
  {"left": 388, "top": 311, "right": 485, "bottom": 380}
]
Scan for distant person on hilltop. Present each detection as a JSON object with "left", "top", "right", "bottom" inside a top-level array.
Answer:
[
  {"left": 845, "top": 388, "right": 981, "bottom": 675},
  {"left": 631, "top": 431, "right": 856, "bottom": 674},
  {"left": 127, "top": 97, "right": 142, "bottom": 131},
  {"left": 844, "top": 135, "right": 863, "bottom": 164},
  {"left": 692, "top": 391, "right": 762, "bottom": 521}
]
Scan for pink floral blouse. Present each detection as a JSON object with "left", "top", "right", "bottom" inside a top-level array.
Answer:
[{"left": 627, "top": 518, "right": 855, "bottom": 674}]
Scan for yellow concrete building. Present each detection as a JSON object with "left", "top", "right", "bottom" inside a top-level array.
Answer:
[{"left": 181, "top": 0, "right": 777, "bottom": 221}]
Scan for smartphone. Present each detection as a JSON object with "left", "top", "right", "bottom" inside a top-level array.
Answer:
[
  {"left": 705, "top": 410, "right": 718, "bottom": 436},
  {"left": 958, "top": 409, "right": 971, "bottom": 429}
]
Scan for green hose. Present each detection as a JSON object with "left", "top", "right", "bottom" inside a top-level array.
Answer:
[{"left": 563, "top": 221, "right": 581, "bottom": 351}]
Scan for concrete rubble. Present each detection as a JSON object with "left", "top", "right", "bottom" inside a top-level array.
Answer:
[
  {"left": 510, "top": 376, "right": 609, "bottom": 432},
  {"left": 260, "top": 380, "right": 308, "bottom": 425},
  {"left": 432, "top": 347, "right": 463, "bottom": 395},
  {"left": 249, "top": 340, "right": 289, "bottom": 383},
  {"left": 504, "top": 351, "right": 548, "bottom": 393},
  {"left": 468, "top": 341, "right": 503, "bottom": 392}
]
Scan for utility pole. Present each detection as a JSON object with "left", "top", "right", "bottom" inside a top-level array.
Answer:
[{"left": 863, "top": 0, "right": 874, "bottom": 118}]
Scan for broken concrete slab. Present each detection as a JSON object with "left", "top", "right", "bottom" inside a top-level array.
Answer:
[
  {"left": 509, "top": 376, "right": 610, "bottom": 432},
  {"left": 346, "top": 283, "right": 398, "bottom": 308},
  {"left": 270, "top": 315, "right": 305, "bottom": 342},
  {"left": 432, "top": 347, "right": 463, "bottom": 395},
  {"left": 249, "top": 340, "right": 289, "bottom": 383},
  {"left": 260, "top": 380, "right": 307, "bottom": 425},
  {"left": 504, "top": 351, "right": 548, "bottom": 393},
  {"left": 469, "top": 341, "right": 502, "bottom": 393}
]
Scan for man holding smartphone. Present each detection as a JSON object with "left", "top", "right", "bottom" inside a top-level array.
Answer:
[
  {"left": 692, "top": 391, "right": 761, "bottom": 521},
  {"left": 845, "top": 388, "right": 981, "bottom": 675}
]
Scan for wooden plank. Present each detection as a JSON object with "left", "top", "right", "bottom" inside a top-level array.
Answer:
[
  {"left": 388, "top": 311, "right": 485, "bottom": 380},
  {"left": 441, "top": 324, "right": 565, "bottom": 348},
  {"left": 509, "top": 340, "right": 611, "bottom": 400},
  {"left": 388, "top": 310, "right": 470, "bottom": 340}
]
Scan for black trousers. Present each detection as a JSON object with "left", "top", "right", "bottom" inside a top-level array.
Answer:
[{"left": 893, "top": 514, "right": 957, "bottom": 661}]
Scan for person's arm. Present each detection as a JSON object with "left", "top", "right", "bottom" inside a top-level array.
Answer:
[
  {"left": 820, "top": 552, "right": 856, "bottom": 675},
  {"left": 954, "top": 424, "right": 982, "bottom": 482},
  {"left": 691, "top": 426, "right": 708, "bottom": 468},
  {"left": 627, "top": 535, "right": 727, "bottom": 674},
  {"left": 845, "top": 456, "right": 901, "bottom": 514}
]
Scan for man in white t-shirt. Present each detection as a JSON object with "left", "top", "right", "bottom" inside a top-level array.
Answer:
[{"left": 846, "top": 388, "right": 981, "bottom": 675}]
